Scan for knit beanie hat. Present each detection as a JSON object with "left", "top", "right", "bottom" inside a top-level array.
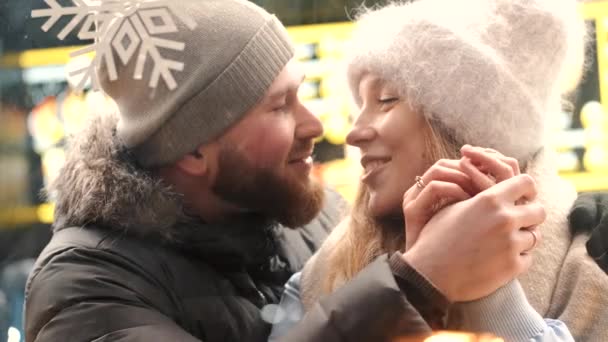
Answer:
[
  {"left": 346, "top": 0, "right": 586, "bottom": 161},
  {"left": 97, "top": 0, "right": 294, "bottom": 167}
]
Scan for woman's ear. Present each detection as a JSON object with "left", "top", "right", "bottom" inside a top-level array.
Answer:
[{"left": 175, "top": 147, "right": 208, "bottom": 176}]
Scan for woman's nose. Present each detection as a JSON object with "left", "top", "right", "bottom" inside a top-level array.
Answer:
[{"left": 346, "top": 123, "right": 375, "bottom": 147}]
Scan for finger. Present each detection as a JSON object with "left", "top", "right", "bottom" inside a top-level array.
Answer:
[
  {"left": 405, "top": 163, "right": 475, "bottom": 203},
  {"left": 489, "top": 174, "right": 538, "bottom": 203},
  {"left": 461, "top": 144, "right": 520, "bottom": 176},
  {"left": 460, "top": 145, "right": 521, "bottom": 175},
  {"left": 510, "top": 201, "right": 547, "bottom": 229},
  {"left": 434, "top": 160, "right": 478, "bottom": 196},
  {"left": 436, "top": 158, "right": 465, "bottom": 171},
  {"left": 424, "top": 166, "right": 476, "bottom": 196},
  {"left": 415, "top": 181, "right": 472, "bottom": 215},
  {"left": 460, "top": 157, "right": 495, "bottom": 192},
  {"left": 404, "top": 181, "right": 471, "bottom": 250},
  {"left": 515, "top": 228, "right": 542, "bottom": 255},
  {"left": 404, "top": 181, "right": 471, "bottom": 226},
  {"left": 461, "top": 146, "right": 518, "bottom": 181}
]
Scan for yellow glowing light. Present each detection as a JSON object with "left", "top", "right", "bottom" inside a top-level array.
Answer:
[
  {"left": 36, "top": 203, "right": 55, "bottom": 225},
  {"left": 324, "top": 115, "right": 350, "bottom": 145},
  {"left": 584, "top": 146, "right": 608, "bottom": 172},
  {"left": 424, "top": 332, "right": 503, "bottom": 342},
  {"left": 580, "top": 101, "right": 605, "bottom": 129},
  {"left": 425, "top": 334, "right": 472, "bottom": 342},
  {"left": 41, "top": 148, "right": 66, "bottom": 187},
  {"left": 393, "top": 331, "right": 504, "bottom": 342}
]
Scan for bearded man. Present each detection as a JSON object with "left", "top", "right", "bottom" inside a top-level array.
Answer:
[{"left": 24, "top": 1, "right": 344, "bottom": 341}]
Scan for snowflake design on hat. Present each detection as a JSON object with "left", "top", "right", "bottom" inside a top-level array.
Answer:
[{"left": 32, "top": 0, "right": 197, "bottom": 91}]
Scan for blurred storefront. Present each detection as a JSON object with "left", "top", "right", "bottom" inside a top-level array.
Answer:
[
  {"left": 3, "top": 1, "right": 606, "bottom": 226},
  {"left": 0, "top": 0, "right": 607, "bottom": 341}
]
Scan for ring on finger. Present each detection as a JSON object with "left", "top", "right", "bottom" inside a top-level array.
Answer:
[
  {"left": 415, "top": 176, "right": 426, "bottom": 189},
  {"left": 522, "top": 229, "right": 539, "bottom": 254}
]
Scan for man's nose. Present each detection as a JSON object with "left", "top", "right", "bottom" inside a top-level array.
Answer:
[{"left": 295, "top": 102, "right": 324, "bottom": 140}]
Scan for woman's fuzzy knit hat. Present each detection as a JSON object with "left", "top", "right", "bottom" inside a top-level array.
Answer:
[{"left": 347, "top": 0, "right": 586, "bottom": 161}]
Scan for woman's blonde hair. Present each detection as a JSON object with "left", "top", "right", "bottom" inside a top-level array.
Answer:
[{"left": 322, "top": 114, "right": 463, "bottom": 293}]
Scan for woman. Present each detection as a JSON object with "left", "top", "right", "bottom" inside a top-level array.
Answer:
[{"left": 272, "top": 0, "right": 608, "bottom": 340}]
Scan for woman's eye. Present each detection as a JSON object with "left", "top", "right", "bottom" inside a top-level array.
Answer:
[
  {"left": 378, "top": 97, "right": 399, "bottom": 105},
  {"left": 378, "top": 97, "right": 399, "bottom": 104}
]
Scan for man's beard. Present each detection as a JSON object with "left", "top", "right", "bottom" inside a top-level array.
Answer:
[{"left": 211, "top": 144, "right": 325, "bottom": 228}]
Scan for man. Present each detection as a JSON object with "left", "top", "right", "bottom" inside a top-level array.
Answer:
[
  {"left": 25, "top": 1, "right": 343, "bottom": 341},
  {"left": 24, "top": 0, "right": 608, "bottom": 341}
]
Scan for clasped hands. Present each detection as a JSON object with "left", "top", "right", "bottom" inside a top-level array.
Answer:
[{"left": 401, "top": 145, "right": 545, "bottom": 302}]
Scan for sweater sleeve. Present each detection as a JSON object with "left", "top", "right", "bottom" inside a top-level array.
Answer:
[
  {"left": 388, "top": 252, "right": 450, "bottom": 328},
  {"left": 448, "top": 280, "right": 574, "bottom": 342}
]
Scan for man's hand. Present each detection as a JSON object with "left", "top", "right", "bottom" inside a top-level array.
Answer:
[
  {"left": 569, "top": 192, "right": 608, "bottom": 272},
  {"left": 403, "top": 174, "right": 545, "bottom": 302},
  {"left": 401, "top": 145, "right": 544, "bottom": 302}
]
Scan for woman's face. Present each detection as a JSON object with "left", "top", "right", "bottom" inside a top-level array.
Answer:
[{"left": 346, "top": 73, "right": 429, "bottom": 218}]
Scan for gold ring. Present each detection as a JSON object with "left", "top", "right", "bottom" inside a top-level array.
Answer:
[
  {"left": 415, "top": 176, "right": 425, "bottom": 189},
  {"left": 523, "top": 229, "right": 538, "bottom": 254}
]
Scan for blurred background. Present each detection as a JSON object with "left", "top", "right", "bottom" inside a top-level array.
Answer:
[{"left": 1, "top": 1, "right": 607, "bottom": 341}]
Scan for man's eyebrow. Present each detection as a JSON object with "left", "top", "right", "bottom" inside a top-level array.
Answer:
[
  {"left": 266, "top": 90, "right": 288, "bottom": 103},
  {"left": 266, "top": 75, "right": 307, "bottom": 103}
]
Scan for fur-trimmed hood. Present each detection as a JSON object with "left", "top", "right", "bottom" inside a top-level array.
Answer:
[{"left": 48, "top": 110, "right": 185, "bottom": 241}]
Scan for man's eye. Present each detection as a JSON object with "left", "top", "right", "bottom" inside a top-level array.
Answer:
[{"left": 272, "top": 105, "right": 287, "bottom": 113}]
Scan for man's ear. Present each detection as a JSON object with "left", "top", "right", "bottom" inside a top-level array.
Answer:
[{"left": 175, "top": 147, "right": 208, "bottom": 176}]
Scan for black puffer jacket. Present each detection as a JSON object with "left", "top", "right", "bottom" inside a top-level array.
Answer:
[
  {"left": 25, "top": 113, "right": 432, "bottom": 342},
  {"left": 25, "top": 214, "right": 342, "bottom": 341}
]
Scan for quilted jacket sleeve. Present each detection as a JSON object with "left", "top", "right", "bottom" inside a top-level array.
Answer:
[{"left": 25, "top": 245, "right": 201, "bottom": 342}]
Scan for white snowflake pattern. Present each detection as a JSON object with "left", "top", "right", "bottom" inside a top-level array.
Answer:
[{"left": 32, "top": 0, "right": 197, "bottom": 91}]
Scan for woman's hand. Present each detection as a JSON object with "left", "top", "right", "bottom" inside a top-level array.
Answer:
[
  {"left": 459, "top": 144, "right": 520, "bottom": 189},
  {"left": 403, "top": 174, "right": 546, "bottom": 302},
  {"left": 402, "top": 158, "right": 474, "bottom": 250},
  {"left": 403, "top": 145, "right": 520, "bottom": 250}
]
